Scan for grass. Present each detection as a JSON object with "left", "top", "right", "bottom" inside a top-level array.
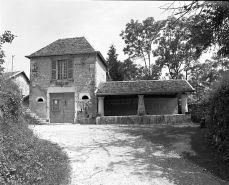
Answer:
[{"left": 0, "top": 115, "right": 71, "bottom": 185}]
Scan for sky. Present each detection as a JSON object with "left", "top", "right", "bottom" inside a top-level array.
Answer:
[{"left": 0, "top": 0, "right": 211, "bottom": 78}]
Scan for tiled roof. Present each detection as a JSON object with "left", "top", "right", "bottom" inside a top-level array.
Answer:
[
  {"left": 2, "top": 71, "right": 20, "bottom": 79},
  {"left": 2, "top": 71, "right": 30, "bottom": 83},
  {"left": 96, "top": 80, "right": 194, "bottom": 95},
  {"left": 26, "top": 37, "right": 95, "bottom": 58}
]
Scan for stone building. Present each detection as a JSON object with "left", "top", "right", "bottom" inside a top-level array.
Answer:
[
  {"left": 3, "top": 71, "right": 30, "bottom": 106},
  {"left": 26, "top": 37, "right": 107, "bottom": 123},
  {"left": 26, "top": 37, "right": 194, "bottom": 124}
]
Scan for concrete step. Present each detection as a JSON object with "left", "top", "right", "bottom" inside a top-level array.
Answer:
[{"left": 24, "top": 108, "right": 49, "bottom": 124}]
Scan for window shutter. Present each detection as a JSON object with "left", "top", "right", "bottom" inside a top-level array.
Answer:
[
  {"left": 51, "top": 60, "right": 57, "bottom": 80},
  {"left": 68, "top": 59, "right": 73, "bottom": 79}
]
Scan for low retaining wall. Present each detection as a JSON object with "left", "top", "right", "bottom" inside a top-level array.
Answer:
[
  {"left": 76, "top": 118, "right": 96, "bottom": 124},
  {"left": 96, "top": 114, "right": 191, "bottom": 125}
]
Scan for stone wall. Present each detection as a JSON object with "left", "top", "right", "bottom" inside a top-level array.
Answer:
[
  {"left": 29, "top": 53, "right": 105, "bottom": 120},
  {"left": 14, "top": 74, "right": 29, "bottom": 97},
  {"left": 96, "top": 114, "right": 191, "bottom": 125},
  {"left": 95, "top": 55, "right": 106, "bottom": 88}
]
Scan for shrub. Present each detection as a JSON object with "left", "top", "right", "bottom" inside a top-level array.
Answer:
[
  {"left": 0, "top": 79, "right": 71, "bottom": 184},
  {"left": 0, "top": 117, "right": 71, "bottom": 185},
  {"left": 209, "top": 72, "right": 229, "bottom": 162},
  {"left": 0, "top": 79, "right": 22, "bottom": 123},
  {"left": 23, "top": 113, "right": 40, "bottom": 125},
  {"left": 189, "top": 99, "right": 211, "bottom": 123},
  {"left": 210, "top": 73, "right": 229, "bottom": 140}
]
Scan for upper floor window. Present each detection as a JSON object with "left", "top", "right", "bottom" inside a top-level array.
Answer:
[{"left": 51, "top": 59, "right": 73, "bottom": 80}]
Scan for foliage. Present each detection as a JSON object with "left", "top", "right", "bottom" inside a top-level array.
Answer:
[
  {"left": 188, "top": 55, "right": 229, "bottom": 103},
  {"left": 162, "top": 1, "right": 229, "bottom": 57},
  {"left": 188, "top": 59, "right": 219, "bottom": 103},
  {"left": 208, "top": 72, "right": 229, "bottom": 162},
  {"left": 189, "top": 100, "right": 210, "bottom": 123},
  {"left": 23, "top": 113, "right": 40, "bottom": 125},
  {"left": 154, "top": 16, "right": 198, "bottom": 79},
  {"left": 0, "top": 80, "right": 22, "bottom": 123},
  {"left": 141, "top": 64, "right": 161, "bottom": 80},
  {"left": 106, "top": 44, "right": 123, "bottom": 81},
  {"left": 210, "top": 72, "right": 229, "bottom": 139},
  {"left": 0, "top": 119, "right": 70, "bottom": 185},
  {"left": 120, "top": 58, "right": 141, "bottom": 81},
  {"left": 0, "top": 31, "right": 15, "bottom": 75},
  {"left": 120, "top": 17, "right": 166, "bottom": 77},
  {"left": 0, "top": 77, "right": 70, "bottom": 184}
]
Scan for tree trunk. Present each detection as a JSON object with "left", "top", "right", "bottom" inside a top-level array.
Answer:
[{"left": 148, "top": 52, "right": 151, "bottom": 76}]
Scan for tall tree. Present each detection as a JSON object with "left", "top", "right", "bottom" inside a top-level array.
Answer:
[
  {"left": 120, "top": 17, "right": 166, "bottom": 77},
  {"left": 141, "top": 64, "right": 162, "bottom": 80},
  {"left": 106, "top": 44, "right": 123, "bottom": 81},
  {"left": 189, "top": 59, "right": 220, "bottom": 103},
  {"left": 120, "top": 58, "right": 140, "bottom": 81},
  {"left": 0, "top": 31, "right": 15, "bottom": 75},
  {"left": 161, "top": 1, "right": 229, "bottom": 57},
  {"left": 154, "top": 16, "right": 198, "bottom": 79}
]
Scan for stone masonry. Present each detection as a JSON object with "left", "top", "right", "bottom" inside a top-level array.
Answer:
[{"left": 29, "top": 52, "right": 106, "bottom": 123}]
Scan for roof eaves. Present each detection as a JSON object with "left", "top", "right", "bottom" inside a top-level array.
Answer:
[
  {"left": 10, "top": 71, "right": 30, "bottom": 83},
  {"left": 25, "top": 51, "right": 97, "bottom": 59},
  {"left": 96, "top": 51, "right": 108, "bottom": 68},
  {"left": 96, "top": 90, "right": 194, "bottom": 96},
  {"left": 9, "top": 71, "right": 23, "bottom": 78}
]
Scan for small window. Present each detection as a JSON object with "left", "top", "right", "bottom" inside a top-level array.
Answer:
[
  {"left": 82, "top": 95, "right": 89, "bottom": 100},
  {"left": 52, "top": 99, "right": 60, "bottom": 111},
  {"left": 36, "top": 97, "right": 45, "bottom": 103}
]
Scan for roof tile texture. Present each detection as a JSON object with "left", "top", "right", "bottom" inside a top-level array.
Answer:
[
  {"left": 2, "top": 71, "right": 20, "bottom": 79},
  {"left": 97, "top": 80, "right": 194, "bottom": 95},
  {"left": 28, "top": 37, "right": 95, "bottom": 57}
]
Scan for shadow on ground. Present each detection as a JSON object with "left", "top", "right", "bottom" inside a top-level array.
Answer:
[
  {"left": 182, "top": 127, "right": 229, "bottom": 182},
  {"left": 113, "top": 124, "right": 229, "bottom": 184},
  {"left": 81, "top": 124, "right": 229, "bottom": 185}
]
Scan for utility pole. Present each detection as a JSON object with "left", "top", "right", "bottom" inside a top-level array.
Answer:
[{"left": 12, "top": 55, "right": 15, "bottom": 73}]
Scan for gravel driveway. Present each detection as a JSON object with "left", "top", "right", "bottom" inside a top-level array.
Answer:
[{"left": 31, "top": 124, "right": 226, "bottom": 185}]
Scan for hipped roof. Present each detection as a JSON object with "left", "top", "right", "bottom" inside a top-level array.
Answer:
[{"left": 25, "top": 37, "right": 107, "bottom": 67}]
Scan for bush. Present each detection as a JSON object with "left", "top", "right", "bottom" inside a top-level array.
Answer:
[
  {"left": 210, "top": 73, "right": 229, "bottom": 140},
  {"left": 189, "top": 99, "right": 211, "bottom": 123},
  {"left": 0, "top": 118, "right": 71, "bottom": 185},
  {"left": 0, "top": 79, "right": 22, "bottom": 123},
  {"left": 23, "top": 113, "right": 40, "bottom": 125},
  {"left": 209, "top": 72, "right": 229, "bottom": 162},
  {"left": 0, "top": 79, "right": 71, "bottom": 184}
]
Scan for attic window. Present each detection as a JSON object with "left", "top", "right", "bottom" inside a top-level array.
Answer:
[
  {"left": 37, "top": 97, "right": 44, "bottom": 103},
  {"left": 82, "top": 95, "right": 89, "bottom": 100}
]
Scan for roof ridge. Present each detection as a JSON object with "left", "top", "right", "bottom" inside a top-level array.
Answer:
[{"left": 59, "top": 37, "right": 85, "bottom": 40}]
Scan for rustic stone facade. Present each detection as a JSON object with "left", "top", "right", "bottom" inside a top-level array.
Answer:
[{"left": 29, "top": 53, "right": 106, "bottom": 123}]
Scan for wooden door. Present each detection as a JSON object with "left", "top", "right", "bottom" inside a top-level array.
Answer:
[{"left": 50, "top": 93, "right": 74, "bottom": 123}]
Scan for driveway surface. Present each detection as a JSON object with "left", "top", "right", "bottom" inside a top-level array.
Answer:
[{"left": 31, "top": 124, "right": 227, "bottom": 185}]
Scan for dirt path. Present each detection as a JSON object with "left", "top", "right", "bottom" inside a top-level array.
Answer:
[{"left": 31, "top": 124, "right": 228, "bottom": 185}]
